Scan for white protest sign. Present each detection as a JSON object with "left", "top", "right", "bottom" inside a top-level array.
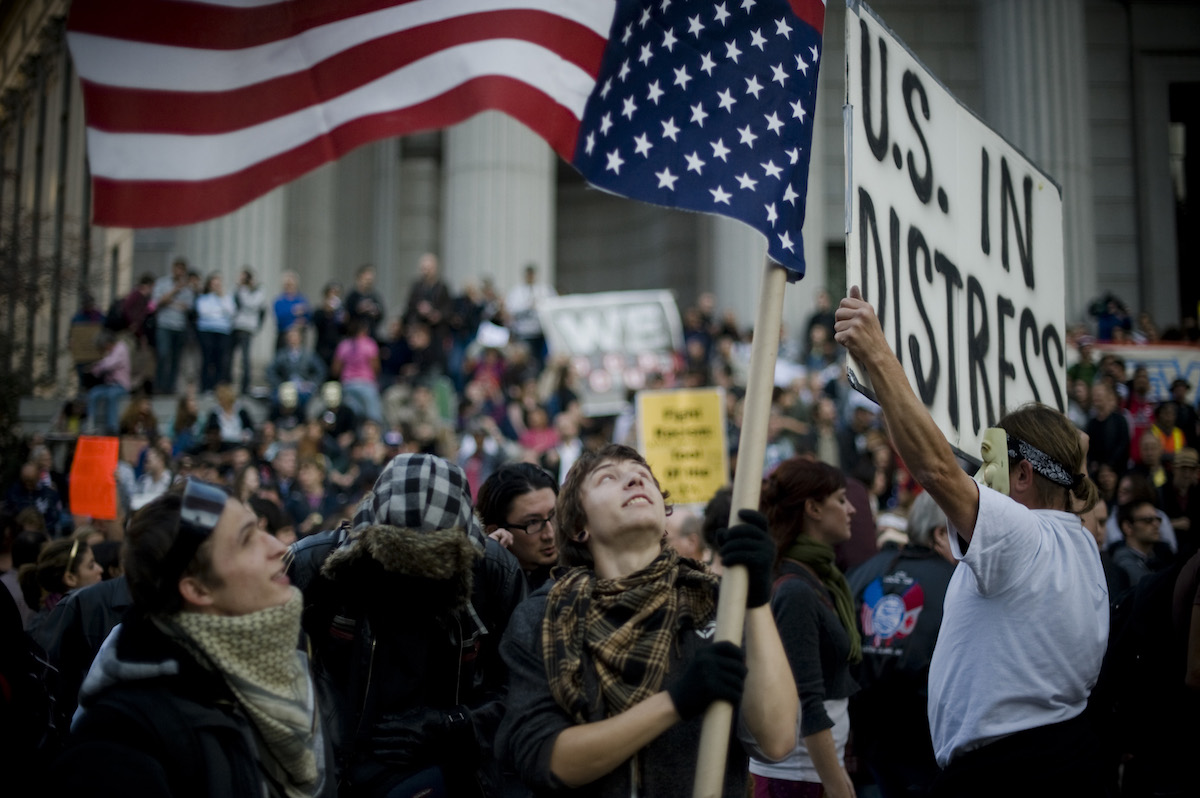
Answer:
[
  {"left": 538, "top": 290, "right": 683, "bottom": 416},
  {"left": 845, "top": 1, "right": 1066, "bottom": 460}
]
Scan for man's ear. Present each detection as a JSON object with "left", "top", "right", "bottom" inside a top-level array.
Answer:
[
  {"left": 1010, "top": 459, "right": 1036, "bottom": 497},
  {"left": 178, "top": 575, "right": 214, "bottom": 609}
]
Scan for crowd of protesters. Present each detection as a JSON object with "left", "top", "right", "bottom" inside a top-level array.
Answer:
[{"left": 3, "top": 256, "right": 1199, "bottom": 798}]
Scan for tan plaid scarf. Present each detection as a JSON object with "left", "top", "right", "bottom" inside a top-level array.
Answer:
[{"left": 543, "top": 549, "right": 719, "bottom": 723}]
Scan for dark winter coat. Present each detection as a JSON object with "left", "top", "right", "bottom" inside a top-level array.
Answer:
[{"left": 289, "top": 523, "right": 526, "bottom": 797}]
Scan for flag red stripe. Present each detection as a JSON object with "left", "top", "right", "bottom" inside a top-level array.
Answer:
[
  {"left": 68, "top": 0, "right": 444, "bottom": 50},
  {"left": 787, "top": 0, "right": 826, "bottom": 35},
  {"left": 88, "top": 76, "right": 581, "bottom": 228},
  {"left": 78, "top": 12, "right": 605, "bottom": 135}
]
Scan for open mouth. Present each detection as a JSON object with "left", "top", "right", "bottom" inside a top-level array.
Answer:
[{"left": 625, "top": 496, "right": 653, "bottom": 507}]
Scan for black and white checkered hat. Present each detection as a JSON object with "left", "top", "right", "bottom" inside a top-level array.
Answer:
[{"left": 353, "top": 453, "right": 485, "bottom": 545}]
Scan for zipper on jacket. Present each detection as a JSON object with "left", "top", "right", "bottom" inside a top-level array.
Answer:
[
  {"left": 454, "top": 615, "right": 464, "bottom": 705},
  {"left": 356, "top": 637, "right": 377, "bottom": 738}
]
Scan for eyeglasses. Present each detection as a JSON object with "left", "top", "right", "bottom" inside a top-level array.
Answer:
[
  {"left": 507, "top": 510, "right": 556, "bottom": 536},
  {"left": 163, "top": 479, "right": 229, "bottom": 579},
  {"left": 1132, "top": 515, "right": 1160, "bottom": 525}
]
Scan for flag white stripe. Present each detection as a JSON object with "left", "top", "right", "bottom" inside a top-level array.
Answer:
[
  {"left": 69, "top": 0, "right": 614, "bottom": 92},
  {"left": 86, "top": 39, "right": 595, "bottom": 181}
]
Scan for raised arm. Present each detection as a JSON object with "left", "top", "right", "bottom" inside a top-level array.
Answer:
[{"left": 835, "top": 286, "right": 980, "bottom": 542}]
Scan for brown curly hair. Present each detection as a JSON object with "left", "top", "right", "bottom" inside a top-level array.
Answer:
[{"left": 555, "top": 444, "right": 670, "bottom": 569}]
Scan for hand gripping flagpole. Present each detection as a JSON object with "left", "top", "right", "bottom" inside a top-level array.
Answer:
[{"left": 693, "top": 257, "right": 789, "bottom": 798}]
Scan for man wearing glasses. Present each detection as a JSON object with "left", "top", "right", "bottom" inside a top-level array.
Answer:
[
  {"left": 1113, "top": 500, "right": 1169, "bottom": 587},
  {"left": 476, "top": 462, "right": 560, "bottom": 592},
  {"left": 52, "top": 480, "right": 334, "bottom": 798}
]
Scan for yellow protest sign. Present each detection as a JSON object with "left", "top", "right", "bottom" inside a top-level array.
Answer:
[{"left": 637, "top": 388, "right": 728, "bottom": 506}]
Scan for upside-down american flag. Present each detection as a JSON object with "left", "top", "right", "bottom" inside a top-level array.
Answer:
[{"left": 67, "top": 0, "right": 825, "bottom": 279}]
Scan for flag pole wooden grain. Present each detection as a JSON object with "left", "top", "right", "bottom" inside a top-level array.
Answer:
[{"left": 693, "top": 257, "right": 789, "bottom": 798}]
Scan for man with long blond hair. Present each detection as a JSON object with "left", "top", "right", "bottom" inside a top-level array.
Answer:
[{"left": 836, "top": 287, "right": 1111, "bottom": 798}]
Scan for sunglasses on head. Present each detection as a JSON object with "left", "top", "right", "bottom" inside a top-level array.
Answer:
[{"left": 163, "top": 479, "right": 229, "bottom": 580}]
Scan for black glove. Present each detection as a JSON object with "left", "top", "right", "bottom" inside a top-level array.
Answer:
[
  {"left": 666, "top": 640, "right": 747, "bottom": 721},
  {"left": 717, "top": 509, "right": 775, "bottom": 608},
  {"left": 370, "top": 706, "right": 474, "bottom": 770}
]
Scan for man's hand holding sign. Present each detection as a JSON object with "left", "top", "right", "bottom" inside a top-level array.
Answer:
[{"left": 835, "top": 285, "right": 980, "bottom": 542}]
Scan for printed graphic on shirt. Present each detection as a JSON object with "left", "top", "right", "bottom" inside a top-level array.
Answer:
[{"left": 859, "top": 569, "right": 925, "bottom": 654}]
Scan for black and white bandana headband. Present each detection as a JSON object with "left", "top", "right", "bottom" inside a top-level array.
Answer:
[{"left": 1007, "top": 436, "right": 1079, "bottom": 489}]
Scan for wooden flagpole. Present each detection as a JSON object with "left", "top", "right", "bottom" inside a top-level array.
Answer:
[{"left": 693, "top": 257, "right": 789, "bottom": 798}]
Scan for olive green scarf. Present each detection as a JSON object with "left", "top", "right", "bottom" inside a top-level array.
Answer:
[{"left": 785, "top": 537, "right": 862, "bottom": 664}]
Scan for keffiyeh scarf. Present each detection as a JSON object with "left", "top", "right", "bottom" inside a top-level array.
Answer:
[{"left": 543, "top": 549, "right": 719, "bottom": 723}]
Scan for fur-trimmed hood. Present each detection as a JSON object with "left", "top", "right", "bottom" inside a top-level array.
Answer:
[{"left": 319, "top": 524, "right": 479, "bottom": 611}]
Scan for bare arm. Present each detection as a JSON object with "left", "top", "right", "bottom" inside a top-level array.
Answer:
[
  {"left": 549, "top": 692, "right": 680, "bottom": 787},
  {"left": 806, "top": 728, "right": 856, "bottom": 798},
  {"left": 740, "top": 604, "right": 800, "bottom": 761},
  {"left": 835, "top": 286, "right": 980, "bottom": 542}
]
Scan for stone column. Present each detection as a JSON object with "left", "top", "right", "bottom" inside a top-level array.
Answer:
[
  {"left": 284, "top": 162, "right": 337, "bottom": 297},
  {"left": 708, "top": 217, "right": 768, "bottom": 337},
  {"left": 441, "top": 112, "right": 556, "bottom": 298},
  {"left": 371, "top": 139, "right": 402, "bottom": 306},
  {"left": 979, "top": 0, "right": 1097, "bottom": 323},
  {"left": 174, "top": 188, "right": 286, "bottom": 380}
]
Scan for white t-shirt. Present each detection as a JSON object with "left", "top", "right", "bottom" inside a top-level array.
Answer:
[
  {"left": 928, "top": 484, "right": 1108, "bottom": 767},
  {"left": 749, "top": 698, "right": 849, "bottom": 783}
]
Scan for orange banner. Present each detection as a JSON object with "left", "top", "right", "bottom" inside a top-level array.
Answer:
[{"left": 70, "top": 435, "right": 120, "bottom": 520}]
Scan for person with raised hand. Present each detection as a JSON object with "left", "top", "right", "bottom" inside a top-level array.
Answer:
[{"left": 835, "top": 286, "right": 1110, "bottom": 798}]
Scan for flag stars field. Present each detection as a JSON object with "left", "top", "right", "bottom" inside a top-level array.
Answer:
[{"left": 568, "top": 0, "right": 825, "bottom": 277}]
